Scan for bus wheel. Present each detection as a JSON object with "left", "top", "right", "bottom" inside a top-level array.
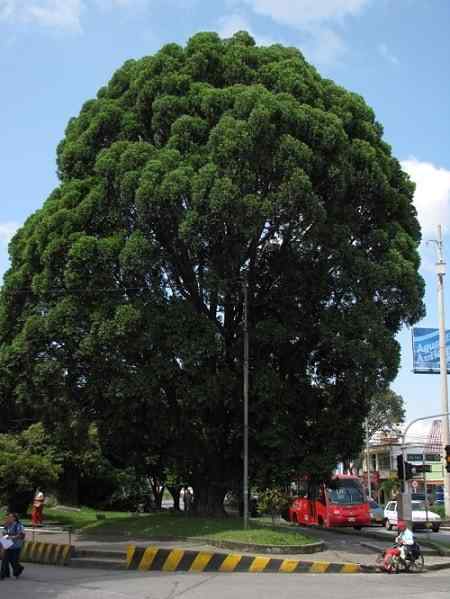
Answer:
[
  {"left": 353, "top": 526, "right": 362, "bottom": 530},
  {"left": 318, "top": 517, "right": 324, "bottom": 527}
]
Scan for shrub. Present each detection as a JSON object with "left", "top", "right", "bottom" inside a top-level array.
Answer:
[{"left": 258, "top": 488, "right": 291, "bottom": 524}]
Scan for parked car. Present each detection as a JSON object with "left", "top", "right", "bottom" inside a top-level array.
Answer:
[
  {"left": 368, "top": 498, "right": 384, "bottom": 526},
  {"left": 384, "top": 500, "right": 441, "bottom": 532}
]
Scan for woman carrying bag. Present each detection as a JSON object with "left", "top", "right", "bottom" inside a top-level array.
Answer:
[{"left": 1, "top": 513, "right": 25, "bottom": 580}]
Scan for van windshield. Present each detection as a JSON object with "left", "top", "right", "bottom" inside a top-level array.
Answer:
[{"left": 327, "top": 480, "right": 365, "bottom": 505}]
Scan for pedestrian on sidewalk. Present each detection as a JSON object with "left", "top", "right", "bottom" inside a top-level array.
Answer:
[
  {"left": 31, "top": 490, "right": 45, "bottom": 526},
  {"left": 1, "top": 513, "right": 25, "bottom": 580}
]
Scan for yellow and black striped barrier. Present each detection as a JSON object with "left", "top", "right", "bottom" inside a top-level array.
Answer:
[
  {"left": 127, "top": 545, "right": 361, "bottom": 574},
  {"left": 21, "top": 541, "right": 73, "bottom": 566}
]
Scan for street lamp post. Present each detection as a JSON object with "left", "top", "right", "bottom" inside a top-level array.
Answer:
[
  {"left": 366, "top": 419, "right": 372, "bottom": 499},
  {"left": 243, "top": 279, "right": 249, "bottom": 529},
  {"left": 430, "top": 225, "right": 450, "bottom": 517}
]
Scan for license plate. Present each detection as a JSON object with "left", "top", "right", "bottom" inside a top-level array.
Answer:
[{"left": 348, "top": 517, "right": 356, "bottom": 522}]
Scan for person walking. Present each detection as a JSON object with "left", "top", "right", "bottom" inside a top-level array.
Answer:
[
  {"left": 1, "top": 513, "right": 25, "bottom": 580},
  {"left": 31, "top": 491, "right": 45, "bottom": 526}
]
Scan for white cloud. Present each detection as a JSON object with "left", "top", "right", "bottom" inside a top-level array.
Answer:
[
  {"left": 401, "top": 158, "right": 450, "bottom": 237},
  {"left": 0, "top": 0, "right": 83, "bottom": 30},
  {"left": 218, "top": 13, "right": 275, "bottom": 46},
  {"left": 218, "top": 13, "right": 252, "bottom": 38},
  {"left": 26, "top": 0, "right": 83, "bottom": 31},
  {"left": 0, "top": 222, "right": 19, "bottom": 244},
  {"left": 301, "top": 26, "right": 347, "bottom": 66},
  {"left": 0, "top": 0, "right": 142, "bottom": 31},
  {"left": 378, "top": 42, "right": 399, "bottom": 65},
  {"left": 95, "top": 0, "right": 142, "bottom": 8},
  {"left": 233, "top": 0, "right": 370, "bottom": 66},
  {"left": 0, "top": 1, "right": 15, "bottom": 20},
  {"left": 241, "top": 0, "right": 369, "bottom": 28}
]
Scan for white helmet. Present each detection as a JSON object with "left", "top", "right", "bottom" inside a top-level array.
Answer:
[{"left": 36, "top": 492, "right": 44, "bottom": 500}]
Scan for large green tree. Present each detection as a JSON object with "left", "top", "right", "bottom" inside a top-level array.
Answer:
[
  {"left": 0, "top": 32, "right": 424, "bottom": 514},
  {"left": 367, "top": 388, "right": 405, "bottom": 438},
  {"left": 0, "top": 424, "right": 61, "bottom": 514}
]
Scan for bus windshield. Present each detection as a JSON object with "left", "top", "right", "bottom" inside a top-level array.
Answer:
[{"left": 327, "top": 480, "right": 365, "bottom": 505}]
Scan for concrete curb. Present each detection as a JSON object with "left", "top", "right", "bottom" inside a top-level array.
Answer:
[
  {"left": 21, "top": 541, "right": 73, "bottom": 566},
  {"left": 196, "top": 538, "right": 324, "bottom": 555},
  {"left": 81, "top": 534, "right": 324, "bottom": 555},
  {"left": 126, "top": 545, "right": 362, "bottom": 574}
]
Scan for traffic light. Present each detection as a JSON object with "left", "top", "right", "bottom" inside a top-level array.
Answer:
[
  {"left": 397, "top": 455, "right": 414, "bottom": 480},
  {"left": 445, "top": 445, "right": 450, "bottom": 473},
  {"left": 405, "top": 461, "right": 414, "bottom": 480}
]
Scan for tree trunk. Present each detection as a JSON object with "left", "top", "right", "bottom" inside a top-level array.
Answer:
[
  {"left": 58, "top": 466, "right": 80, "bottom": 506},
  {"left": 167, "top": 485, "right": 182, "bottom": 511},
  {"left": 193, "top": 484, "right": 227, "bottom": 517},
  {"left": 150, "top": 478, "right": 165, "bottom": 510}
]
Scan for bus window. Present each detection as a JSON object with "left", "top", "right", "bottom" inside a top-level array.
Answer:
[{"left": 327, "top": 479, "right": 364, "bottom": 505}]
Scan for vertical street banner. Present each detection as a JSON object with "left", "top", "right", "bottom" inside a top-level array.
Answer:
[{"left": 412, "top": 328, "right": 450, "bottom": 373}]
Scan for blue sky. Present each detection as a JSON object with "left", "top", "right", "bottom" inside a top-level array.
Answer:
[{"left": 1, "top": 0, "right": 450, "bottom": 426}]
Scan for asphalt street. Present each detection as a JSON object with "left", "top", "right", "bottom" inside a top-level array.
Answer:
[
  {"left": 365, "top": 524, "right": 450, "bottom": 545},
  {"left": 5, "top": 564, "right": 450, "bottom": 599}
]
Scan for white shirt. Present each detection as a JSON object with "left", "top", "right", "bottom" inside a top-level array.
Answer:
[{"left": 397, "top": 528, "right": 415, "bottom": 545}]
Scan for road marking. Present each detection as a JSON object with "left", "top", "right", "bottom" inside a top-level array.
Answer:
[
  {"left": 189, "top": 552, "right": 214, "bottom": 572},
  {"left": 249, "top": 557, "right": 271, "bottom": 572},
  {"left": 279, "top": 559, "right": 299, "bottom": 573},
  {"left": 162, "top": 549, "right": 185, "bottom": 572},
  {"left": 309, "top": 562, "right": 330, "bottom": 573},
  {"left": 139, "top": 547, "right": 159, "bottom": 571},
  {"left": 219, "top": 554, "right": 242, "bottom": 572}
]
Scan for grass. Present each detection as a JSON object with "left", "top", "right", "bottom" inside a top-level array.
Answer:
[
  {"left": 1, "top": 506, "right": 313, "bottom": 546},
  {"left": 0, "top": 507, "right": 130, "bottom": 529},
  {"left": 34, "top": 508, "right": 313, "bottom": 546},
  {"left": 92, "top": 513, "right": 313, "bottom": 545},
  {"left": 42, "top": 507, "right": 131, "bottom": 529}
]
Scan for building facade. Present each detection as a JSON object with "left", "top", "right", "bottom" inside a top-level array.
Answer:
[{"left": 361, "top": 424, "right": 444, "bottom": 504}]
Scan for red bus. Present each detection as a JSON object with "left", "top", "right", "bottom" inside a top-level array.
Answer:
[{"left": 288, "top": 475, "right": 370, "bottom": 529}]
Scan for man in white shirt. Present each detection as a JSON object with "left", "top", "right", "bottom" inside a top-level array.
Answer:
[{"left": 396, "top": 520, "right": 415, "bottom": 561}]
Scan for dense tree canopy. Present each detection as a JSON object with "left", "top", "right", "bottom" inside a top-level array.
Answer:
[
  {"left": 0, "top": 32, "right": 424, "bottom": 513},
  {"left": 0, "top": 424, "right": 60, "bottom": 514},
  {"left": 367, "top": 388, "right": 405, "bottom": 438}
]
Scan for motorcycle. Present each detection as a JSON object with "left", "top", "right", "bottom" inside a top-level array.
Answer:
[{"left": 376, "top": 542, "right": 424, "bottom": 573}]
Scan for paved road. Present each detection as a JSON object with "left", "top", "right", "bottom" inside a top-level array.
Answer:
[
  {"left": 367, "top": 524, "right": 450, "bottom": 545},
  {"left": 5, "top": 564, "right": 450, "bottom": 599}
]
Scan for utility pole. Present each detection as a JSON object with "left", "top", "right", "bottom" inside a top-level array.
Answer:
[
  {"left": 421, "top": 453, "right": 429, "bottom": 527},
  {"left": 366, "top": 419, "right": 372, "bottom": 499},
  {"left": 435, "top": 225, "right": 450, "bottom": 518},
  {"left": 243, "top": 279, "right": 249, "bottom": 529}
]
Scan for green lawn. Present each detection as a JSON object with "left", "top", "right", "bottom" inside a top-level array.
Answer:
[
  {"left": 89, "top": 513, "right": 313, "bottom": 545},
  {"left": 41, "top": 508, "right": 313, "bottom": 546},
  {"left": 1, "top": 507, "right": 313, "bottom": 546},
  {"left": 0, "top": 507, "right": 130, "bottom": 529}
]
